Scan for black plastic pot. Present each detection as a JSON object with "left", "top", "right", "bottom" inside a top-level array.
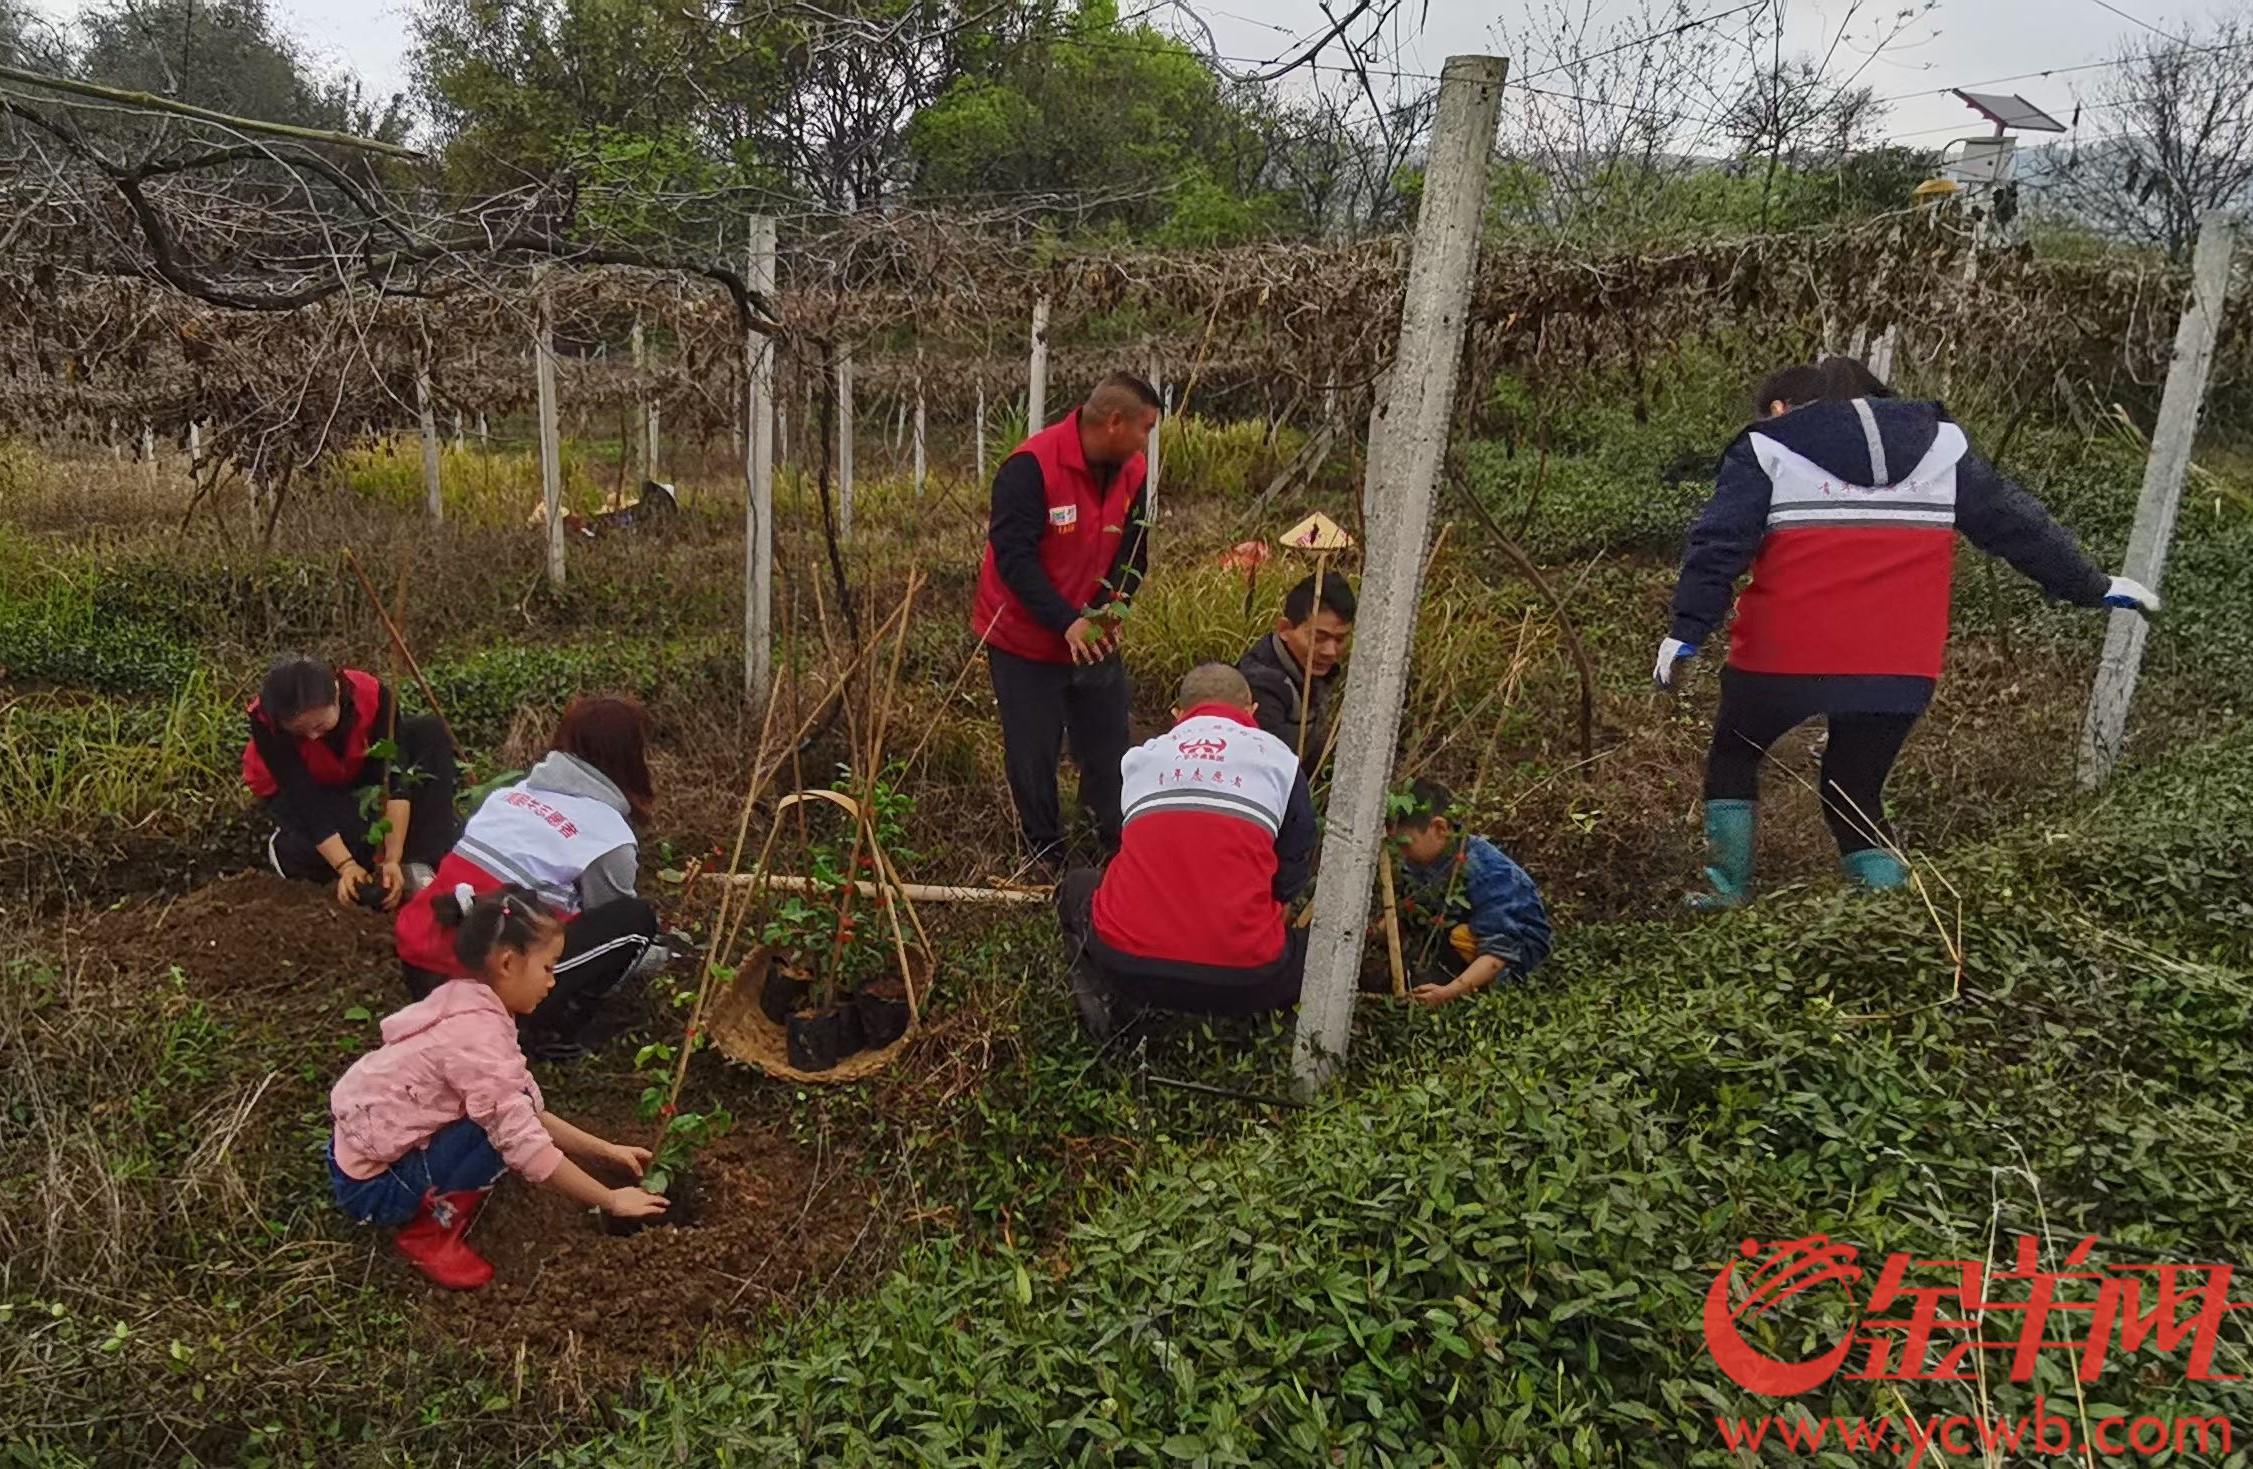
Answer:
[
  {"left": 760, "top": 963, "right": 810, "bottom": 1025},
  {"left": 786, "top": 1005, "right": 860, "bottom": 1071},
  {"left": 853, "top": 977, "right": 911, "bottom": 1049},
  {"left": 602, "top": 1169, "right": 700, "bottom": 1237}
]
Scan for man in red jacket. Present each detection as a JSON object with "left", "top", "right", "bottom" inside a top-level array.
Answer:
[{"left": 972, "top": 373, "right": 1162, "bottom": 868}]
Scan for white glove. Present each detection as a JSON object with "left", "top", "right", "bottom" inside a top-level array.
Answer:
[
  {"left": 2103, "top": 575, "right": 2160, "bottom": 615},
  {"left": 1652, "top": 636, "right": 1698, "bottom": 691}
]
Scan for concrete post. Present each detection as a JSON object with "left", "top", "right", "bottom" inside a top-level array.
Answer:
[
  {"left": 415, "top": 357, "right": 443, "bottom": 522},
  {"left": 1291, "top": 55, "right": 1507, "bottom": 1098},
  {"left": 837, "top": 349, "right": 855, "bottom": 542},
  {"left": 1028, "top": 295, "right": 1050, "bottom": 431},
  {"left": 1145, "top": 352, "right": 1163, "bottom": 518},
  {"left": 534, "top": 283, "right": 566, "bottom": 589},
  {"left": 745, "top": 215, "right": 777, "bottom": 708},
  {"left": 913, "top": 354, "right": 928, "bottom": 498},
  {"left": 2077, "top": 211, "right": 2237, "bottom": 786}
]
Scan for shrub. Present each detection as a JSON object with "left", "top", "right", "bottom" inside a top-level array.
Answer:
[
  {"left": 1163, "top": 414, "right": 1311, "bottom": 498},
  {"left": 421, "top": 637, "right": 737, "bottom": 746},
  {"left": 0, "top": 582, "right": 198, "bottom": 695}
]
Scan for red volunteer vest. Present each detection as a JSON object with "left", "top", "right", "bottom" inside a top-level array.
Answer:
[
  {"left": 970, "top": 411, "right": 1146, "bottom": 664},
  {"left": 241, "top": 667, "right": 385, "bottom": 799}
]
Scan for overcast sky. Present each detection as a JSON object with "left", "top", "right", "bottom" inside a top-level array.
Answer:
[{"left": 27, "top": 0, "right": 2228, "bottom": 148}]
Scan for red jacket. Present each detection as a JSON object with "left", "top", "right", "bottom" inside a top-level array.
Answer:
[
  {"left": 1669, "top": 399, "right": 2108, "bottom": 698},
  {"left": 971, "top": 411, "right": 1146, "bottom": 663},
  {"left": 241, "top": 667, "right": 385, "bottom": 799},
  {"left": 1093, "top": 705, "right": 1315, "bottom": 971}
]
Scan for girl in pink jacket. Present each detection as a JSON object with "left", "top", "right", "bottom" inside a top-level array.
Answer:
[{"left": 328, "top": 884, "right": 668, "bottom": 1288}]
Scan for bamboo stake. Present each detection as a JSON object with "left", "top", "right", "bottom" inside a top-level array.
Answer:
[
  {"left": 1295, "top": 550, "right": 1328, "bottom": 767},
  {"left": 692, "top": 873, "right": 1047, "bottom": 905},
  {"left": 652, "top": 664, "right": 787, "bottom": 1152},
  {"left": 342, "top": 548, "right": 459, "bottom": 755},
  {"left": 1376, "top": 851, "right": 1408, "bottom": 999}
]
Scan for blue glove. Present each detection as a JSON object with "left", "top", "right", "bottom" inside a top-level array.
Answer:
[{"left": 1653, "top": 636, "right": 1698, "bottom": 691}]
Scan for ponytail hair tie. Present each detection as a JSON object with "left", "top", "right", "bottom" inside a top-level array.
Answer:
[{"left": 454, "top": 882, "right": 476, "bottom": 909}]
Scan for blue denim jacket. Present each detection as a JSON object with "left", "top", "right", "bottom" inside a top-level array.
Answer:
[{"left": 1402, "top": 835, "right": 1552, "bottom": 974}]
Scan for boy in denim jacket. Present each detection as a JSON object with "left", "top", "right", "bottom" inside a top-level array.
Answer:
[{"left": 1388, "top": 778, "right": 1552, "bottom": 1007}]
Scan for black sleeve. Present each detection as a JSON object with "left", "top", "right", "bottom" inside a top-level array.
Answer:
[
  {"left": 1239, "top": 654, "right": 1297, "bottom": 746},
  {"left": 1272, "top": 770, "right": 1317, "bottom": 905},
  {"left": 988, "top": 453, "right": 1082, "bottom": 635},
  {"left": 251, "top": 715, "right": 338, "bottom": 844},
  {"left": 1668, "top": 434, "right": 1772, "bottom": 645},
  {"left": 356, "top": 681, "right": 397, "bottom": 792},
  {"left": 1953, "top": 452, "right": 2112, "bottom": 607},
  {"left": 1104, "top": 481, "right": 1150, "bottom": 608}
]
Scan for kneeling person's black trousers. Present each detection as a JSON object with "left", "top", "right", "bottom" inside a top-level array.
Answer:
[
  {"left": 268, "top": 714, "right": 460, "bottom": 880},
  {"left": 1057, "top": 868, "right": 1303, "bottom": 1017}
]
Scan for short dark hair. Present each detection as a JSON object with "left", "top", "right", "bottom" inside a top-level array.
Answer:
[
  {"left": 1753, "top": 355, "right": 1892, "bottom": 417},
  {"left": 1388, "top": 777, "right": 1453, "bottom": 832},
  {"left": 1086, "top": 372, "right": 1162, "bottom": 418},
  {"left": 1282, "top": 571, "right": 1356, "bottom": 625},
  {"left": 258, "top": 656, "right": 337, "bottom": 724}
]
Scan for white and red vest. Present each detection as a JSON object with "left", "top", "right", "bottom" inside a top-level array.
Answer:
[
  {"left": 1731, "top": 417, "right": 1969, "bottom": 679},
  {"left": 1094, "top": 704, "right": 1298, "bottom": 970},
  {"left": 970, "top": 410, "right": 1146, "bottom": 663},
  {"left": 393, "top": 778, "right": 634, "bottom": 976}
]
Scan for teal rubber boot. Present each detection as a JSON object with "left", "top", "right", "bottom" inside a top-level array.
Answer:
[
  {"left": 1840, "top": 847, "right": 1909, "bottom": 890},
  {"left": 1686, "top": 799, "right": 1756, "bottom": 911}
]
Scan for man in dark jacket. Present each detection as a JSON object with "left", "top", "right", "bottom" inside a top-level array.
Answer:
[
  {"left": 1056, "top": 664, "right": 1316, "bottom": 1040},
  {"left": 1655, "top": 357, "right": 2158, "bottom": 907},
  {"left": 972, "top": 373, "right": 1161, "bottom": 868},
  {"left": 1237, "top": 570, "right": 1355, "bottom": 767}
]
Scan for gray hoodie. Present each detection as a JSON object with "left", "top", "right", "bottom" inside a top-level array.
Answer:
[{"left": 522, "top": 751, "right": 640, "bottom": 909}]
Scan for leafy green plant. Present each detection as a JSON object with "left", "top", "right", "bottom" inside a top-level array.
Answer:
[{"left": 630, "top": 1036, "right": 732, "bottom": 1194}]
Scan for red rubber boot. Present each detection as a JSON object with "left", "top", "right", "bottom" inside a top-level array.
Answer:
[{"left": 393, "top": 1188, "right": 495, "bottom": 1290}]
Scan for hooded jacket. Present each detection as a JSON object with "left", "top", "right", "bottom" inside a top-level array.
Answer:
[
  {"left": 329, "top": 979, "right": 561, "bottom": 1184},
  {"left": 1668, "top": 398, "right": 2109, "bottom": 705},
  {"left": 394, "top": 752, "right": 639, "bottom": 976}
]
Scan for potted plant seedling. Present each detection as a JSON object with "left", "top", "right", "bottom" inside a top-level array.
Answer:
[
  {"left": 845, "top": 766, "right": 918, "bottom": 1049},
  {"left": 608, "top": 1028, "right": 732, "bottom": 1235}
]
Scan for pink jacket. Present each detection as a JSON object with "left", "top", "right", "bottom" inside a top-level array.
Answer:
[{"left": 329, "top": 980, "right": 562, "bottom": 1185}]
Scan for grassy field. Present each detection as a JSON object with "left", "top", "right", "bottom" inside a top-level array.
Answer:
[{"left": 3, "top": 358, "right": 2250, "bottom": 1465}]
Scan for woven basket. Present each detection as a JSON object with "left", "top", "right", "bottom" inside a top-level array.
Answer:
[{"left": 707, "top": 945, "right": 935, "bottom": 1084}]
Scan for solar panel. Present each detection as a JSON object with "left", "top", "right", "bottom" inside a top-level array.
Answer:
[{"left": 1953, "top": 89, "right": 2068, "bottom": 133}]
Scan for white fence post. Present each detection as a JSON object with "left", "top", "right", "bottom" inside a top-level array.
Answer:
[
  {"left": 416, "top": 353, "right": 443, "bottom": 522},
  {"left": 836, "top": 349, "right": 856, "bottom": 542},
  {"left": 2076, "top": 210, "right": 2237, "bottom": 786},
  {"left": 745, "top": 215, "right": 777, "bottom": 707},
  {"left": 534, "top": 281, "right": 566, "bottom": 589},
  {"left": 1028, "top": 295, "right": 1050, "bottom": 431}
]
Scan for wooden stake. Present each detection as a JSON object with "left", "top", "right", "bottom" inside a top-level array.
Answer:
[
  {"left": 1296, "top": 550, "right": 1328, "bottom": 767},
  {"left": 1376, "top": 852, "right": 1407, "bottom": 1000},
  {"left": 342, "top": 548, "right": 461, "bottom": 754}
]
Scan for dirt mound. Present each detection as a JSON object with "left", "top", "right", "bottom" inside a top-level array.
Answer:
[
  {"left": 74, "top": 870, "right": 402, "bottom": 998},
  {"left": 429, "top": 1123, "right": 869, "bottom": 1390}
]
